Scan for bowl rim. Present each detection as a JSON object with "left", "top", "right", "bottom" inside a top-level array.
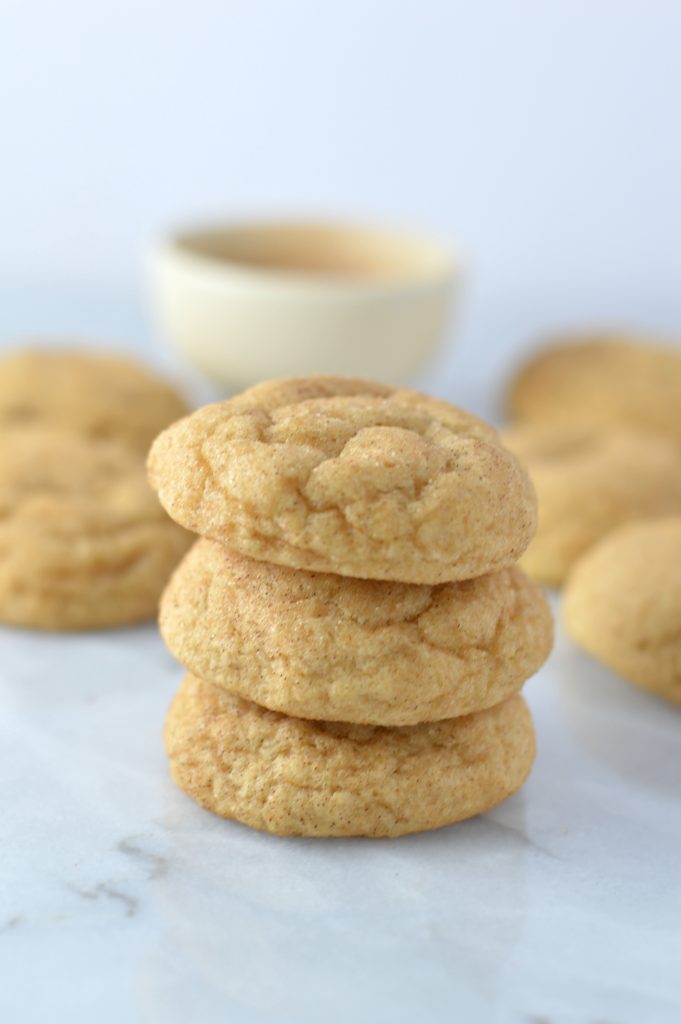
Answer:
[{"left": 152, "top": 216, "right": 458, "bottom": 293}]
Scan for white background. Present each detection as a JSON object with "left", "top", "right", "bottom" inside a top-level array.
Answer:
[{"left": 0, "top": 0, "right": 679, "bottom": 382}]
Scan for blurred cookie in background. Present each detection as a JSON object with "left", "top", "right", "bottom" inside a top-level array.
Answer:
[
  {"left": 505, "top": 332, "right": 681, "bottom": 444},
  {"left": 502, "top": 424, "right": 681, "bottom": 586},
  {"left": 0, "top": 428, "right": 191, "bottom": 630},
  {"left": 564, "top": 517, "right": 681, "bottom": 706},
  {"left": 0, "top": 347, "right": 189, "bottom": 452}
]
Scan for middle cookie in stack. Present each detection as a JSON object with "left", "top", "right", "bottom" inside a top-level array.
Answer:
[{"left": 149, "top": 376, "right": 553, "bottom": 838}]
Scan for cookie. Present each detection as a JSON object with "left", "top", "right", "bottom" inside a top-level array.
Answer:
[
  {"left": 148, "top": 375, "right": 537, "bottom": 584},
  {"left": 0, "top": 429, "right": 191, "bottom": 629},
  {"left": 564, "top": 517, "right": 681, "bottom": 705},
  {"left": 0, "top": 348, "right": 188, "bottom": 452},
  {"left": 160, "top": 538, "right": 553, "bottom": 725},
  {"left": 506, "top": 333, "right": 681, "bottom": 443},
  {"left": 502, "top": 424, "right": 681, "bottom": 585},
  {"left": 164, "top": 674, "right": 536, "bottom": 837}
]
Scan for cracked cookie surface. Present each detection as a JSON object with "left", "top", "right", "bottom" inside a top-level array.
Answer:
[
  {"left": 502, "top": 424, "right": 681, "bottom": 586},
  {"left": 164, "top": 674, "right": 536, "bottom": 837},
  {"left": 0, "top": 429, "right": 191, "bottom": 629},
  {"left": 160, "top": 538, "right": 553, "bottom": 725},
  {"left": 564, "top": 517, "right": 681, "bottom": 705},
  {"left": 0, "top": 348, "right": 189, "bottom": 452},
  {"left": 148, "top": 376, "right": 537, "bottom": 584},
  {"left": 506, "top": 334, "right": 681, "bottom": 443}
]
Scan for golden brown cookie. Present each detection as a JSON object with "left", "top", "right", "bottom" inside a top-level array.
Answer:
[
  {"left": 0, "top": 429, "right": 191, "bottom": 630},
  {"left": 160, "top": 539, "right": 553, "bottom": 725},
  {"left": 164, "top": 674, "right": 536, "bottom": 837},
  {"left": 506, "top": 333, "right": 681, "bottom": 443},
  {"left": 148, "top": 376, "right": 537, "bottom": 584},
  {"left": 0, "top": 348, "right": 188, "bottom": 452},
  {"left": 564, "top": 517, "right": 681, "bottom": 705},
  {"left": 502, "top": 424, "right": 681, "bottom": 586}
]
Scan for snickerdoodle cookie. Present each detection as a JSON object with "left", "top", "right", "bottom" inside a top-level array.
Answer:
[
  {"left": 0, "top": 348, "right": 188, "bottom": 452},
  {"left": 160, "top": 539, "right": 553, "bottom": 725},
  {"left": 0, "top": 429, "right": 191, "bottom": 629},
  {"left": 564, "top": 517, "right": 681, "bottom": 705},
  {"left": 148, "top": 376, "right": 537, "bottom": 584},
  {"left": 164, "top": 674, "right": 536, "bottom": 837},
  {"left": 506, "top": 334, "right": 681, "bottom": 443},
  {"left": 502, "top": 424, "right": 681, "bottom": 585}
]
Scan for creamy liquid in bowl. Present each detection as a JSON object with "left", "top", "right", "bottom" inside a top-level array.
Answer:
[{"left": 175, "top": 223, "right": 451, "bottom": 284}]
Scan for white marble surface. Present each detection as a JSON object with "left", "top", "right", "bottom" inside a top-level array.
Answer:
[
  {"left": 1, "top": 297, "right": 681, "bottom": 1023},
  {"left": 2, "top": 606, "right": 681, "bottom": 1024}
]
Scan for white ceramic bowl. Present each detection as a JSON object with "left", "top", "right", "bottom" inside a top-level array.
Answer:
[{"left": 148, "top": 219, "right": 458, "bottom": 391}]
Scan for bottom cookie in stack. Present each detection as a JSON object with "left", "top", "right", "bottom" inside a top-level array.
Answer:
[{"left": 164, "top": 674, "right": 536, "bottom": 838}]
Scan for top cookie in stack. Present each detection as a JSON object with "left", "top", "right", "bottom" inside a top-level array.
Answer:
[
  {"left": 148, "top": 376, "right": 537, "bottom": 584},
  {"left": 150, "top": 376, "right": 551, "bottom": 838}
]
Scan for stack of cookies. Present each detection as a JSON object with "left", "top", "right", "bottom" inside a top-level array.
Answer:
[{"left": 148, "top": 376, "right": 553, "bottom": 838}]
